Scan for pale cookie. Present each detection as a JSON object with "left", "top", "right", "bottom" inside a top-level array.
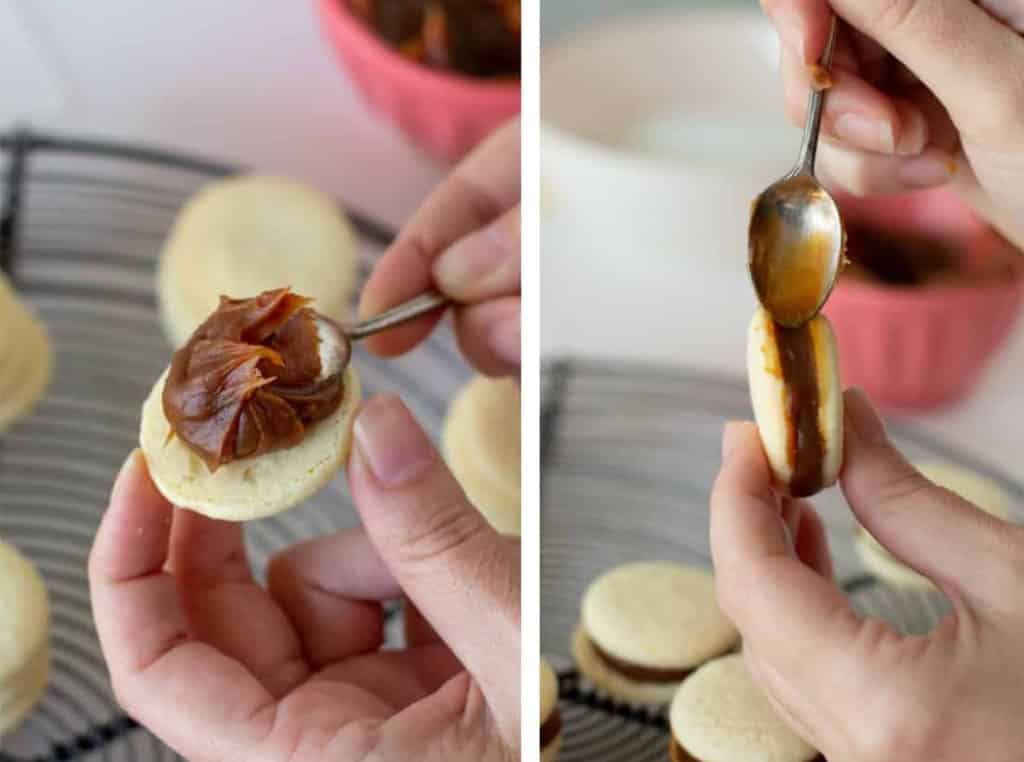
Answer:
[
  {"left": 573, "top": 562, "right": 738, "bottom": 705},
  {"left": 856, "top": 460, "right": 1013, "bottom": 591},
  {"left": 748, "top": 307, "right": 843, "bottom": 498},
  {"left": 540, "top": 658, "right": 562, "bottom": 762},
  {"left": 157, "top": 174, "right": 359, "bottom": 347},
  {"left": 140, "top": 366, "right": 360, "bottom": 521},
  {"left": 442, "top": 375, "right": 521, "bottom": 535},
  {"left": 0, "top": 539, "right": 50, "bottom": 737},
  {"left": 669, "top": 654, "right": 818, "bottom": 762},
  {"left": 0, "top": 275, "right": 53, "bottom": 435}
]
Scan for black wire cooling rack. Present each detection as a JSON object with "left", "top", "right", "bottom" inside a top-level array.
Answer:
[
  {"left": 539, "top": 358, "right": 1024, "bottom": 762},
  {"left": 0, "top": 127, "right": 472, "bottom": 762}
]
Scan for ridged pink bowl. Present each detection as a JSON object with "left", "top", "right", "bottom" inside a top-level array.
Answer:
[
  {"left": 824, "top": 189, "right": 1024, "bottom": 411},
  {"left": 318, "top": 0, "right": 521, "bottom": 163}
]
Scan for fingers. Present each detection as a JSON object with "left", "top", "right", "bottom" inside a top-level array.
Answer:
[
  {"left": 89, "top": 451, "right": 275, "bottom": 761},
  {"left": 453, "top": 297, "right": 521, "bottom": 377},
  {"left": 433, "top": 205, "right": 521, "bottom": 303},
  {"left": 347, "top": 394, "right": 520, "bottom": 738},
  {"left": 317, "top": 643, "right": 463, "bottom": 711},
  {"left": 827, "top": 0, "right": 1024, "bottom": 147},
  {"left": 168, "top": 508, "right": 250, "bottom": 584},
  {"left": 711, "top": 423, "right": 866, "bottom": 706},
  {"left": 267, "top": 527, "right": 401, "bottom": 669},
  {"left": 360, "top": 121, "right": 520, "bottom": 358},
  {"left": 793, "top": 501, "right": 835, "bottom": 581},
  {"left": 761, "top": 0, "right": 834, "bottom": 64},
  {"left": 818, "top": 142, "right": 957, "bottom": 196},
  {"left": 842, "top": 389, "right": 1023, "bottom": 608}
]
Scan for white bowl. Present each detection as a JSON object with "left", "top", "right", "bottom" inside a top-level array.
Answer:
[{"left": 541, "top": 7, "right": 802, "bottom": 370}]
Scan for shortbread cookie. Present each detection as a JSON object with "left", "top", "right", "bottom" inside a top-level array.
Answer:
[
  {"left": 572, "top": 562, "right": 738, "bottom": 705},
  {"left": 748, "top": 307, "right": 843, "bottom": 498},
  {"left": 442, "top": 375, "right": 521, "bottom": 535},
  {"left": 157, "top": 174, "right": 359, "bottom": 347},
  {"left": 540, "top": 658, "right": 562, "bottom": 762},
  {"left": 0, "top": 539, "right": 50, "bottom": 737},
  {"left": 0, "top": 274, "right": 52, "bottom": 434},
  {"left": 141, "top": 289, "right": 361, "bottom": 521},
  {"left": 669, "top": 654, "right": 819, "bottom": 762},
  {"left": 856, "top": 460, "right": 1013, "bottom": 591}
]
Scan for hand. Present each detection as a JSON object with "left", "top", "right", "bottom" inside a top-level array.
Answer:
[
  {"left": 763, "top": 0, "right": 1024, "bottom": 246},
  {"left": 710, "top": 388, "right": 1024, "bottom": 762},
  {"left": 360, "top": 120, "right": 521, "bottom": 376},
  {"left": 89, "top": 394, "right": 520, "bottom": 762}
]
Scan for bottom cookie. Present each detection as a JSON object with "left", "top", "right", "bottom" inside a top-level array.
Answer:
[{"left": 571, "top": 626, "right": 684, "bottom": 706}]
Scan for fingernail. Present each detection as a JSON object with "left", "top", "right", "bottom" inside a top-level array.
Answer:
[
  {"left": 897, "top": 155, "right": 954, "bottom": 189},
  {"left": 116, "top": 449, "right": 141, "bottom": 483},
  {"left": 434, "top": 219, "right": 516, "bottom": 295},
  {"left": 845, "top": 388, "right": 887, "bottom": 445},
  {"left": 353, "top": 395, "right": 433, "bottom": 487},
  {"left": 834, "top": 114, "right": 896, "bottom": 154},
  {"left": 490, "top": 316, "right": 520, "bottom": 366},
  {"left": 722, "top": 422, "right": 745, "bottom": 460}
]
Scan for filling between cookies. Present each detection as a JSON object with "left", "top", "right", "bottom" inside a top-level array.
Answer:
[
  {"left": 540, "top": 708, "right": 562, "bottom": 750},
  {"left": 769, "top": 319, "right": 825, "bottom": 498},
  {"left": 588, "top": 637, "right": 697, "bottom": 684},
  {"left": 163, "top": 288, "right": 350, "bottom": 471}
]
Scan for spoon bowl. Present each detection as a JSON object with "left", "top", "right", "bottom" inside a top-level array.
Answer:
[
  {"left": 748, "top": 15, "right": 843, "bottom": 327},
  {"left": 749, "top": 174, "right": 844, "bottom": 327}
]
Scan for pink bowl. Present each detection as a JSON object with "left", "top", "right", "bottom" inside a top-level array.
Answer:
[
  {"left": 824, "top": 189, "right": 1024, "bottom": 411},
  {"left": 318, "top": 0, "right": 521, "bottom": 163}
]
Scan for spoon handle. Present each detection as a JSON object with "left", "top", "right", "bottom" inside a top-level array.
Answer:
[
  {"left": 792, "top": 14, "right": 840, "bottom": 177},
  {"left": 348, "top": 290, "right": 449, "bottom": 341}
]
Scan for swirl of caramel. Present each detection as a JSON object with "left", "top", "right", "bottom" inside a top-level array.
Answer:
[{"left": 163, "top": 288, "right": 350, "bottom": 472}]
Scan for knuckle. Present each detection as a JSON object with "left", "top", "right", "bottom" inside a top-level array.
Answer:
[
  {"left": 871, "top": 467, "right": 935, "bottom": 512},
  {"left": 396, "top": 496, "right": 488, "bottom": 566}
]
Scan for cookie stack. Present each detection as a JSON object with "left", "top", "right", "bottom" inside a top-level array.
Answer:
[
  {"left": 0, "top": 539, "right": 50, "bottom": 737},
  {"left": 443, "top": 375, "right": 521, "bottom": 535},
  {"left": 0, "top": 272, "right": 52, "bottom": 434},
  {"left": 156, "top": 174, "right": 360, "bottom": 347}
]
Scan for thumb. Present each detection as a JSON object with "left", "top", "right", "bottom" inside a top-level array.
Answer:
[
  {"left": 841, "top": 389, "right": 1021, "bottom": 608},
  {"left": 346, "top": 393, "right": 520, "bottom": 738},
  {"left": 829, "top": 0, "right": 1024, "bottom": 148}
]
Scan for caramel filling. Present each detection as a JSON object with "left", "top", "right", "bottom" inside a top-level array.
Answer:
[
  {"left": 540, "top": 708, "right": 562, "bottom": 750},
  {"left": 163, "top": 288, "right": 349, "bottom": 472},
  {"left": 769, "top": 320, "right": 825, "bottom": 498},
  {"left": 588, "top": 638, "right": 695, "bottom": 684},
  {"left": 671, "top": 739, "right": 825, "bottom": 762}
]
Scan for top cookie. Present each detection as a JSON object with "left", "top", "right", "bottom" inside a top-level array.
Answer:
[
  {"left": 670, "top": 655, "right": 817, "bottom": 762},
  {"left": 581, "top": 562, "right": 737, "bottom": 669},
  {"left": 157, "top": 174, "right": 359, "bottom": 347}
]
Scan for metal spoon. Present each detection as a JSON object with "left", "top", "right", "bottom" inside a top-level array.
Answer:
[
  {"left": 749, "top": 16, "right": 844, "bottom": 328},
  {"left": 347, "top": 290, "right": 449, "bottom": 340}
]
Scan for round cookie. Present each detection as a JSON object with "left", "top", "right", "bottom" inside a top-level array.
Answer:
[
  {"left": 856, "top": 460, "right": 1013, "bottom": 591},
  {"left": 442, "top": 375, "right": 521, "bottom": 535},
  {"left": 0, "top": 539, "right": 50, "bottom": 737},
  {"left": 540, "top": 658, "right": 562, "bottom": 762},
  {"left": 669, "top": 654, "right": 818, "bottom": 762},
  {"left": 573, "top": 562, "right": 739, "bottom": 705},
  {"left": 140, "top": 365, "right": 360, "bottom": 521},
  {"left": 157, "top": 174, "right": 359, "bottom": 347},
  {"left": 0, "top": 274, "right": 53, "bottom": 435},
  {"left": 748, "top": 307, "right": 843, "bottom": 498}
]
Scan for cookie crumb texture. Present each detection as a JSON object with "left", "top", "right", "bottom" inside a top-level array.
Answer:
[
  {"left": 0, "top": 540, "right": 51, "bottom": 737},
  {"left": 670, "top": 655, "right": 817, "bottom": 762},
  {"left": 443, "top": 375, "right": 521, "bottom": 535}
]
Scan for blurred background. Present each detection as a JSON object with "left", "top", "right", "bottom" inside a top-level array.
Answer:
[{"left": 541, "top": 0, "right": 1024, "bottom": 476}]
